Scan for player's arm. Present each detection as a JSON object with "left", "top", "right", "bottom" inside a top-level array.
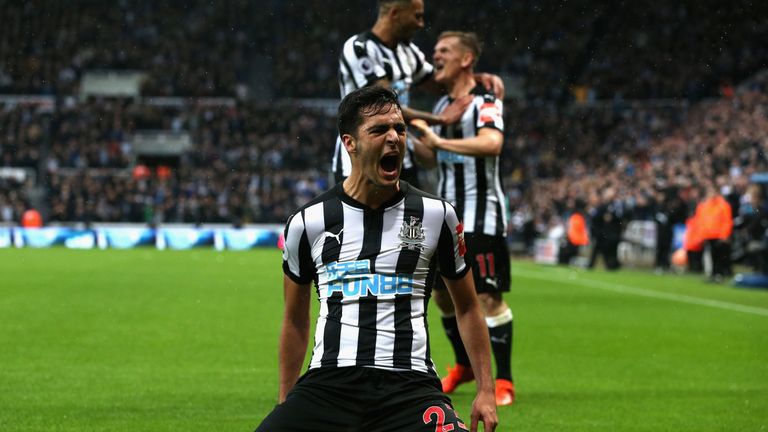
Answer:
[
  {"left": 374, "top": 77, "right": 472, "bottom": 125},
  {"left": 402, "top": 102, "right": 472, "bottom": 126},
  {"left": 442, "top": 271, "right": 498, "bottom": 432},
  {"left": 278, "top": 211, "right": 314, "bottom": 403},
  {"left": 410, "top": 119, "right": 503, "bottom": 157},
  {"left": 436, "top": 204, "right": 497, "bottom": 431},
  {"left": 475, "top": 73, "right": 505, "bottom": 100},
  {"left": 278, "top": 275, "right": 311, "bottom": 403},
  {"left": 409, "top": 133, "right": 437, "bottom": 169},
  {"left": 414, "top": 72, "right": 505, "bottom": 100},
  {"left": 411, "top": 65, "right": 505, "bottom": 100}
]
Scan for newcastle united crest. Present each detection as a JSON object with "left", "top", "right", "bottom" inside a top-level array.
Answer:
[{"left": 399, "top": 216, "right": 425, "bottom": 251}]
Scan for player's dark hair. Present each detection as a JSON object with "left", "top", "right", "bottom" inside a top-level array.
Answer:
[
  {"left": 438, "top": 31, "right": 482, "bottom": 67},
  {"left": 337, "top": 86, "right": 401, "bottom": 138}
]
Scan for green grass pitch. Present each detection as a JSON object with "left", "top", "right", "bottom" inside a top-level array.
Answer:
[{"left": 1, "top": 248, "right": 767, "bottom": 431}]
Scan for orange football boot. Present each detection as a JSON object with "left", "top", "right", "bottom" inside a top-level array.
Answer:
[
  {"left": 441, "top": 364, "right": 475, "bottom": 394},
  {"left": 495, "top": 379, "right": 515, "bottom": 406}
]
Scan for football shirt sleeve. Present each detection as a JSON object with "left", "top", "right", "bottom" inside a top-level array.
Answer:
[
  {"left": 340, "top": 38, "right": 387, "bottom": 89},
  {"left": 436, "top": 202, "right": 469, "bottom": 280},
  {"left": 476, "top": 95, "right": 504, "bottom": 132},
  {"left": 282, "top": 211, "right": 316, "bottom": 284}
]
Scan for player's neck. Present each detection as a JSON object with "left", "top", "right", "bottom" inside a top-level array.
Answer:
[
  {"left": 342, "top": 174, "right": 400, "bottom": 209},
  {"left": 371, "top": 22, "right": 398, "bottom": 48},
  {"left": 447, "top": 73, "right": 476, "bottom": 100}
]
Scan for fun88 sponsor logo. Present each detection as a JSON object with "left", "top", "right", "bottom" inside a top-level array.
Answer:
[{"left": 326, "top": 260, "right": 413, "bottom": 297}]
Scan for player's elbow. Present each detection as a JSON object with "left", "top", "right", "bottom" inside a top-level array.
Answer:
[
  {"left": 484, "top": 137, "right": 503, "bottom": 156},
  {"left": 476, "top": 129, "right": 503, "bottom": 156}
]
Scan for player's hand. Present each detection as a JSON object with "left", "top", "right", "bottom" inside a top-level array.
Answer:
[
  {"left": 410, "top": 119, "right": 429, "bottom": 130},
  {"left": 477, "top": 73, "right": 506, "bottom": 100},
  {"left": 409, "top": 119, "right": 439, "bottom": 149},
  {"left": 470, "top": 391, "right": 498, "bottom": 432},
  {"left": 438, "top": 94, "right": 473, "bottom": 125}
]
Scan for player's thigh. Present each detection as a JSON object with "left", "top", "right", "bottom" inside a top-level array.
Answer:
[
  {"left": 362, "top": 370, "right": 469, "bottom": 432},
  {"left": 465, "top": 233, "right": 510, "bottom": 294},
  {"left": 254, "top": 370, "right": 362, "bottom": 432},
  {"left": 255, "top": 393, "right": 357, "bottom": 432}
]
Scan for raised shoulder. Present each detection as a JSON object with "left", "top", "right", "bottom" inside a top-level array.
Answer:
[{"left": 351, "top": 32, "right": 371, "bottom": 55}]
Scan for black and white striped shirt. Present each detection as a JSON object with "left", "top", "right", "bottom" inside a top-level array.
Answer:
[
  {"left": 333, "top": 31, "right": 434, "bottom": 177},
  {"left": 282, "top": 182, "right": 468, "bottom": 375},
  {"left": 432, "top": 86, "right": 508, "bottom": 237}
]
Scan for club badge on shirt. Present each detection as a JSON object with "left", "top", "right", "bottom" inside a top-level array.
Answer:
[{"left": 399, "top": 216, "right": 425, "bottom": 251}]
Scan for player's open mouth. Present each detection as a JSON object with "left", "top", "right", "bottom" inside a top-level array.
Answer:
[{"left": 380, "top": 154, "right": 400, "bottom": 176}]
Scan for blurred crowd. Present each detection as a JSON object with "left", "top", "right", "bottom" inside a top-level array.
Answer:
[
  {"left": 0, "top": 0, "right": 257, "bottom": 96},
  {"left": 0, "top": 176, "right": 29, "bottom": 224},
  {"left": 1, "top": 100, "right": 334, "bottom": 224},
  {"left": 2, "top": 1, "right": 765, "bottom": 101},
  {"left": 3, "top": 74, "right": 765, "bottom": 227},
  {"left": 512, "top": 73, "right": 767, "bottom": 274}
]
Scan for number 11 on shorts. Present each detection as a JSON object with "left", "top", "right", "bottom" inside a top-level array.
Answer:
[{"left": 475, "top": 253, "right": 495, "bottom": 278}]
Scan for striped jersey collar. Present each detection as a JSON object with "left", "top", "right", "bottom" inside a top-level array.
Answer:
[{"left": 365, "top": 30, "right": 396, "bottom": 49}]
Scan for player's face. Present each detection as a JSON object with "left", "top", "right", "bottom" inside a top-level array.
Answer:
[
  {"left": 352, "top": 104, "right": 406, "bottom": 188},
  {"left": 395, "top": 0, "right": 425, "bottom": 41},
  {"left": 433, "top": 36, "right": 468, "bottom": 84}
]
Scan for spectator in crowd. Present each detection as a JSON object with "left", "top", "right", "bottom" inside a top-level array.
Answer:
[
  {"left": 683, "top": 187, "right": 705, "bottom": 274},
  {"left": 588, "top": 187, "right": 625, "bottom": 270},
  {"left": 652, "top": 186, "right": 687, "bottom": 273},
  {"left": 696, "top": 182, "right": 734, "bottom": 282},
  {"left": 558, "top": 198, "right": 589, "bottom": 265}
]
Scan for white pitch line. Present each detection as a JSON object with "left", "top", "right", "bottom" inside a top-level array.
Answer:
[{"left": 515, "top": 268, "right": 768, "bottom": 317}]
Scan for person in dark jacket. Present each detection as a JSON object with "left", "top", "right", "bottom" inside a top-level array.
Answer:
[{"left": 588, "top": 187, "right": 624, "bottom": 270}]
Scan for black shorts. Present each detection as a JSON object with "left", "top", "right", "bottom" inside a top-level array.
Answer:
[
  {"left": 254, "top": 367, "right": 468, "bottom": 432},
  {"left": 434, "top": 232, "right": 511, "bottom": 294}
]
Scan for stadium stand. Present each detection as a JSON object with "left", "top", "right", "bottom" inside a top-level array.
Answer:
[
  {"left": 0, "top": 1, "right": 256, "bottom": 96},
  {"left": 0, "top": 176, "right": 29, "bottom": 224}
]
